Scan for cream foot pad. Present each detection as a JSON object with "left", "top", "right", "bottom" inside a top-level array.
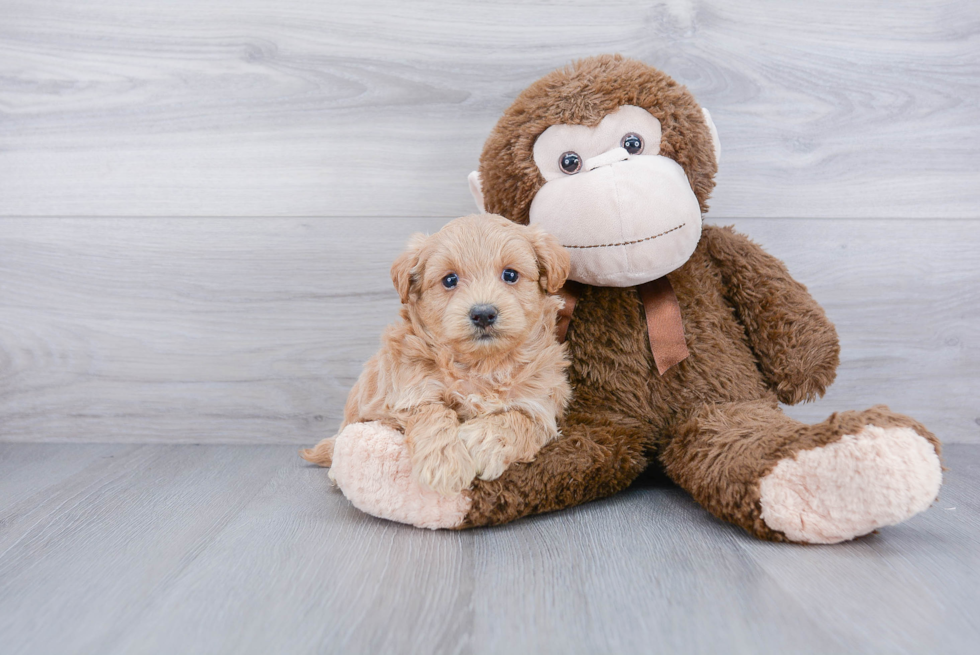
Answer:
[
  {"left": 759, "top": 425, "right": 942, "bottom": 544},
  {"left": 329, "top": 421, "right": 471, "bottom": 530}
]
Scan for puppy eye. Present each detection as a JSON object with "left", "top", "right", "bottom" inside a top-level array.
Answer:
[
  {"left": 501, "top": 269, "right": 519, "bottom": 284},
  {"left": 559, "top": 152, "right": 582, "bottom": 175},
  {"left": 442, "top": 273, "right": 458, "bottom": 289},
  {"left": 621, "top": 133, "right": 643, "bottom": 155}
]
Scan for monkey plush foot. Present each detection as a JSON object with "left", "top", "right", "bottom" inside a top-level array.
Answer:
[
  {"left": 758, "top": 424, "right": 942, "bottom": 544},
  {"left": 321, "top": 421, "right": 471, "bottom": 530}
]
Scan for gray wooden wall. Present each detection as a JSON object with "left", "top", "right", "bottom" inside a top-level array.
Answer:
[{"left": 1, "top": 0, "right": 978, "bottom": 444}]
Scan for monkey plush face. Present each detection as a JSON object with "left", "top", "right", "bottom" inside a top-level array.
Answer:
[
  {"left": 470, "top": 55, "right": 720, "bottom": 287},
  {"left": 529, "top": 104, "right": 704, "bottom": 286}
]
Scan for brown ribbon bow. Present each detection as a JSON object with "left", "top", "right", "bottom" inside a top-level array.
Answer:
[{"left": 556, "top": 277, "right": 689, "bottom": 375}]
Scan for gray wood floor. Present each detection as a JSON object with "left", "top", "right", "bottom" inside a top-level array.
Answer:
[{"left": 0, "top": 442, "right": 977, "bottom": 655}]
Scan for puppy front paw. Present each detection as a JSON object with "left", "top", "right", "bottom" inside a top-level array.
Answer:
[
  {"left": 412, "top": 437, "right": 477, "bottom": 497},
  {"left": 459, "top": 418, "right": 510, "bottom": 481}
]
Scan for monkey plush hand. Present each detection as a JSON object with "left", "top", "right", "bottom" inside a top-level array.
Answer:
[{"left": 326, "top": 55, "right": 942, "bottom": 543}]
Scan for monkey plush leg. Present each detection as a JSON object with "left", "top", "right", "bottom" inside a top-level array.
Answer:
[
  {"left": 313, "top": 413, "right": 648, "bottom": 530},
  {"left": 660, "top": 401, "right": 942, "bottom": 543},
  {"left": 322, "top": 421, "right": 472, "bottom": 530},
  {"left": 458, "top": 411, "right": 653, "bottom": 528}
]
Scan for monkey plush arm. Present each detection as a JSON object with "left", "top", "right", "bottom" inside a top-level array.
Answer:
[{"left": 702, "top": 225, "right": 839, "bottom": 404}]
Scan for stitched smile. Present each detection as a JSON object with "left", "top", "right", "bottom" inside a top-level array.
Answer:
[{"left": 562, "top": 223, "right": 686, "bottom": 249}]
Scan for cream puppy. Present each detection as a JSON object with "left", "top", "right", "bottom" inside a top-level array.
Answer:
[{"left": 301, "top": 214, "right": 572, "bottom": 496}]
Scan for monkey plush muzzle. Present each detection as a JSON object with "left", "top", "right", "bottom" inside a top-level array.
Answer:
[{"left": 528, "top": 153, "right": 702, "bottom": 287}]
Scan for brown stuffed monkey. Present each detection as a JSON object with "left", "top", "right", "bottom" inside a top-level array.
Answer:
[{"left": 320, "top": 55, "right": 942, "bottom": 543}]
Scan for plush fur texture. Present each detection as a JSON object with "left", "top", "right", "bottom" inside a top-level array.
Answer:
[
  {"left": 302, "top": 214, "right": 572, "bottom": 497},
  {"left": 454, "top": 55, "right": 943, "bottom": 540},
  {"left": 328, "top": 422, "right": 472, "bottom": 530}
]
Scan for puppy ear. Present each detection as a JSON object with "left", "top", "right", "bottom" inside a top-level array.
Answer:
[
  {"left": 528, "top": 226, "right": 570, "bottom": 294},
  {"left": 391, "top": 233, "right": 427, "bottom": 304}
]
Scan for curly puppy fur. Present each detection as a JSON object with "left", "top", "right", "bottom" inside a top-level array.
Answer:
[
  {"left": 302, "top": 214, "right": 572, "bottom": 497},
  {"left": 459, "top": 55, "right": 940, "bottom": 539}
]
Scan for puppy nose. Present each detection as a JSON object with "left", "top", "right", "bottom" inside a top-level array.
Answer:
[{"left": 469, "top": 304, "right": 498, "bottom": 328}]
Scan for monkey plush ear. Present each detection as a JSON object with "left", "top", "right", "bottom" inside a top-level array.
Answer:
[
  {"left": 702, "top": 108, "right": 721, "bottom": 165},
  {"left": 528, "top": 226, "right": 570, "bottom": 294},
  {"left": 390, "top": 233, "right": 427, "bottom": 304},
  {"left": 467, "top": 171, "right": 486, "bottom": 213}
]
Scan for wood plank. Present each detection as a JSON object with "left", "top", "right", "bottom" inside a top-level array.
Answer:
[
  {"left": 106, "top": 451, "right": 474, "bottom": 655},
  {"left": 0, "top": 444, "right": 977, "bottom": 653},
  {"left": 0, "top": 217, "right": 976, "bottom": 444},
  {"left": 465, "top": 490, "right": 848, "bottom": 653},
  {"left": 0, "top": 444, "right": 292, "bottom": 655},
  {"left": 1, "top": 1, "right": 977, "bottom": 218},
  {"left": 110, "top": 478, "right": 850, "bottom": 655},
  {"left": 0, "top": 216, "right": 446, "bottom": 444},
  {"left": 0, "top": 442, "right": 126, "bottom": 510}
]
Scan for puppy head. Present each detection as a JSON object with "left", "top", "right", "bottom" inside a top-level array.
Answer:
[{"left": 391, "top": 214, "right": 569, "bottom": 356}]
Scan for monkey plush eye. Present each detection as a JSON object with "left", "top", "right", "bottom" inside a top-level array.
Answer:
[
  {"left": 559, "top": 152, "right": 582, "bottom": 174},
  {"left": 442, "top": 273, "right": 458, "bottom": 289},
  {"left": 621, "top": 133, "right": 644, "bottom": 155},
  {"left": 501, "top": 269, "right": 519, "bottom": 284}
]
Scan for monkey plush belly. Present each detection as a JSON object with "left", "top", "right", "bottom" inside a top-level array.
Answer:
[
  {"left": 561, "top": 285, "right": 657, "bottom": 420},
  {"left": 562, "top": 243, "right": 773, "bottom": 432}
]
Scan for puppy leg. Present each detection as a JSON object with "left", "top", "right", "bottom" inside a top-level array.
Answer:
[
  {"left": 406, "top": 404, "right": 476, "bottom": 497},
  {"left": 460, "top": 411, "right": 555, "bottom": 481},
  {"left": 300, "top": 437, "right": 335, "bottom": 467}
]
